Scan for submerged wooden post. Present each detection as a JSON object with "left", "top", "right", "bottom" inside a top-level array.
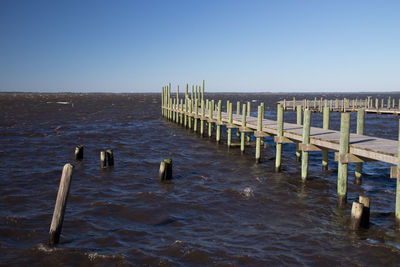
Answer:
[
  {"left": 74, "top": 145, "right": 83, "bottom": 160},
  {"left": 106, "top": 149, "right": 114, "bottom": 167},
  {"left": 236, "top": 101, "right": 241, "bottom": 137},
  {"left": 301, "top": 109, "right": 311, "bottom": 180},
  {"left": 255, "top": 105, "right": 262, "bottom": 163},
  {"left": 275, "top": 104, "right": 284, "bottom": 172},
  {"left": 296, "top": 105, "right": 302, "bottom": 162},
  {"left": 240, "top": 104, "right": 247, "bottom": 153},
  {"left": 227, "top": 102, "right": 233, "bottom": 147},
  {"left": 338, "top": 112, "right": 351, "bottom": 207},
  {"left": 359, "top": 195, "right": 370, "bottom": 228},
  {"left": 355, "top": 109, "right": 365, "bottom": 184},
  {"left": 100, "top": 151, "right": 106, "bottom": 168},
  {"left": 350, "top": 201, "right": 364, "bottom": 230},
  {"left": 200, "top": 100, "right": 205, "bottom": 136},
  {"left": 322, "top": 107, "right": 330, "bottom": 170},
  {"left": 216, "top": 100, "right": 222, "bottom": 142},
  {"left": 48, "top": 163, "right": 73, "bottom": 246},
  {"left": 158, "top": 158, "right": 172, "bottom": 181}
]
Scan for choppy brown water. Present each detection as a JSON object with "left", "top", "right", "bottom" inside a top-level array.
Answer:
[{"left": 2, "top": 92, "right": 400, "bottom": 266}]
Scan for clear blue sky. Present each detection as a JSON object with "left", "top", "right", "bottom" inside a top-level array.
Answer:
[{"left": 0, "top": 0, "right": 399, "bottom": 92}]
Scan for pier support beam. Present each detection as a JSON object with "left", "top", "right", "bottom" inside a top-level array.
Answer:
[
  {"left": 338, "top": 112, "right": 351, "bottom": 207},
  {"left": 301, "top": 109, "right": 311, "bottom": 180},
  {"left": 208, "top": 100, "right": 214, "bottom": 138},
  {"left": 216, "top": 100, "right": 222, "bottom": 142},
  {"left": 296, "top": 105, "right": 302, "bottom": 162},
  {"left": 236, "top": 101, "right": 241, "bottom": 137},
  {"left": 355, "top": 109, "right": 365, "bottom": 184},
  {"left": 194, "top": 99, "right": 198, "bottom": 132},
  {"left": 240, "top": 104, "right": 247, "bottom": 153},
  {"left": 200, "top": 100, "right": 205, "bottom": 136},
  {"left": 227, "top": 102, "right": 233, "bottom": 147},
  {"left": 246, "top": 102, "right": 251, "bottom": 142},
  {"left": 255, "top": 105, "right": 263, "bottom": 163},
  {"left": 322, "top": 107, "right": 330, "bottom": 170},
  {"left": 275, "top": 104, "right": 284, "bottom": 172},
  {"left": 396, "top": 119, "right": 400, "bottom": 224}
]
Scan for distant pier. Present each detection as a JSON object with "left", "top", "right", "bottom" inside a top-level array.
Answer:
[{"left": 278, "top": 96, "right": 400, "bottom": 115}]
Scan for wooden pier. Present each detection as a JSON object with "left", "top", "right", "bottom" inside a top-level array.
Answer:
[
  {"left": 278, "top": 96, "right": 400, "bottom": 115},
  {"left": 161, "top": 83, "right": 400, "bottom": 223}
]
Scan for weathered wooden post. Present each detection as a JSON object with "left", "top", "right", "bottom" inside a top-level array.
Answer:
[
  {"left": 158, "top": 158, "right": 172, "bottom": 181},
  {"left": 296, "top": 105, "right": 302, "bottom": 162},
  {"left": 106, "top": 149, "right": 114, "bottom": 167},
  {"left": 246, "top": 101, "right": 251, "bottom": 142},
  {"left": 338, "top": 112, "right": 351, "bottom": 207},
  {"left": 350, "top": 201, "right": 364, "bottom": 230},
  {"left": 179, "top": 99, "right": 183, "bottom": 125},
  {"left": 188, "top": 99, "right": 192, "bottom": 129},
  {"left": 184, "top": 98, "right": 188, "bottom": 127},
  {"left": 355, "top": 109, "right": 365, "bottom": 184},
  {"left": 194, "top": 99, "right": 198, "bottom": 132},
  {"left": 359, "top": 195, "right": 370, "bottom": 228},
  {"left": 275, "top": 104, "right": 284, "bottom": 172},
  {"left": 236, "top": 101, "right": 241, "bottom": 137},
  {"left": 227, "top": 102, "right": 233, "bottom": 147},
  {"left": 161, "top": 87, "right": 164, "bottom": 116},
  {"left": 388, "top": 96, "right": 391, "bottom": 109},
  {"left": 396, "top": 119, "right": 400, "bottom": 224},
  {"left": 200, "top": 100, "right": 205, "bottom": 136},
  {"left": 208, "top": 100, "right": 214, "bottom": 137},
  {"left": 322, "top": 107, "right": 330, "bottom": 170},
  {"left": 172, "top": 98, "right": 176, "bottom": 122},
  {"left": 175, "top": 98, "right": 179, "bottom": 124},
  {"left": 216, "top": 100, "right": 222, "bottom": 142},
  {"left": 240, "top": 104, "right": 247, "bottom": 153},
  {"left": 201, "top": 80, "right": 205, "bottom": 103},
  {"left": 100, "top": 151, "right": 106, "bottom": 168},
  {"left": 185, "top": 84, "right": 189, "bottom": 99},
  {"left": 255, "top": 105, "right": 263, "bottom": 163},
  {"left": 301, "top": 109, "right": 311, "bottom": 180},
  {"left": 74, "top": 145, "right": 83, "bottom": 160},
  {"left": 48, "top": 163, "right": 73, "bottom": 246}
]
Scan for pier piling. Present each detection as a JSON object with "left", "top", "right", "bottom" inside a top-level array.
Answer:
[
  {"left": 49, "top": 163, "right": 73, "bottom": 246},
  {"left": 338, "top": 112, "right": 350, "bottom": 207},
  {"left": 275, "top": 104, "right": 284, "bottom": 172},
  {"left": 355, "top": 109, "right": 365, "bottom": 184}
]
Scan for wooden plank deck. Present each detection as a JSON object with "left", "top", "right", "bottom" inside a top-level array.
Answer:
[{"left": 176, "top": 108, "right": 399, "bottom": 166}]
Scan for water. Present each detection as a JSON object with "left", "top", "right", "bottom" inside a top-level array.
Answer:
[{"left": 2, "top": 92, "right": 400, "bottom": 266}]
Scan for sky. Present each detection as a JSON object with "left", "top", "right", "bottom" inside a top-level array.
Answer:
[{"left": 0, "top": 0, "right": 399, "bottom": 93}]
